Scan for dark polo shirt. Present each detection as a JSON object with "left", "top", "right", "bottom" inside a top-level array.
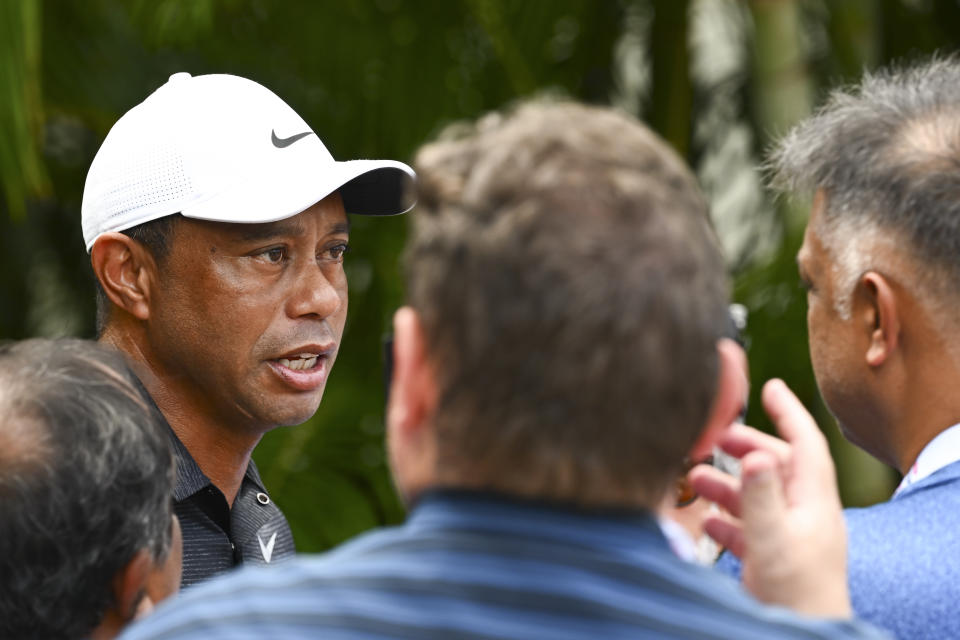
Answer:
[
  {"left": 150, "top": 424, "right": 293, "bottom": 591},
  {"left": 132, "top": 377, "right": 296, "bottom": 588}
]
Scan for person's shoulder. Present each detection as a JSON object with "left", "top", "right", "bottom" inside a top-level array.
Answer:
[
  {"left": 119, "top": 536, "right": 890, "bottom": 640},
  {"left": 845, "top": 461, "right": 960, "bottom": 531},
  {"left": 673, "top": 563, "right": 888, "bottom": 639},
  {"left": 695, "top": 560, "right": 893, "bottom": 639},
  {"left": 843, "top": 464, "right": 960, "bottom": 639},
  {"left": 713, "top": 472, "right": 960, "bottom": 584},
  {"left": 120, "top": 524, "right": 406, "bottom": 640},
  {"left": 844, "top": 475, "right": 960, "bottom": 582},
  {"left": 604, "top": 546, "right": 885, "bottom": 640}
]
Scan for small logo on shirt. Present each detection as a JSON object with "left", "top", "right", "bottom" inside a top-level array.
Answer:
[{"left": 258, "top": 531, "right": 278, "bottom": 563}]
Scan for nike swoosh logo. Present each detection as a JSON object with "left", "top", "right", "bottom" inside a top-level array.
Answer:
[
  {"left": 258, "top": 531, "right": 278, "bottom": 563},
  {"left": 271, "top": 130, "right": 314, "bottom": 148}
]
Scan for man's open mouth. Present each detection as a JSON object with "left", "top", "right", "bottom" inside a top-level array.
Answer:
[
  {"left": 276, "top": 353, "right": 320, "bottom": 371},
  {"left": 268, "top": 346, "right": 335, "bottom": 392}
]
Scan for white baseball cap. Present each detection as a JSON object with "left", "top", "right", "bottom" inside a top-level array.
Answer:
[{"left": 81, "top": 72, "right": 416, "bottom": 251}]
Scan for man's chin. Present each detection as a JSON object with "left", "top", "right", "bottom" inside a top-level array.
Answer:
[{"left": 262, "top": 393, "right": 325, "bottom": 429}]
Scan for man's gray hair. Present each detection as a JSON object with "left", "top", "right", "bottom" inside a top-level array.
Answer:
[
  {"left": 770, "top": 56, "right": 960, "bottom": 317},
  {"left": 0, "top": 338, "right": 175, "bottom": 640}
]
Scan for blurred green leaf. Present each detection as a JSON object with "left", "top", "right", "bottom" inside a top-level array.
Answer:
[{"left": 0, "top": 0, "right": 48, "bottom": 219}]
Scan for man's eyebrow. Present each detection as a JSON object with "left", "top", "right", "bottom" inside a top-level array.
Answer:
[
  {"left": 235, "top": 220, "right": 306, "bottom": 243},
  {"left": 233, "top": 218, "right": 350, "bottom": 243}
]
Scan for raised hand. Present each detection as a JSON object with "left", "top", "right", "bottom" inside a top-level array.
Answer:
[{"left": 690, "top": 379, "right": 850, "bottom": 618}]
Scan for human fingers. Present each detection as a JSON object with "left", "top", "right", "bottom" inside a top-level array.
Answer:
[
  {"left": 761, "top": 379, "right": 828, "bottom": 453},
  {"left": 739, "top": 449, "right": 787, "bottom": 540},
  {"left": 689, "top": 465, "right": 742, "bottom": 518},
  {"left": 716, "top": 423, "right": 792, "bottom": 467},
  {"left": 739, "top": 440, "right": 850, "bottom": 617},
  {"left": 702, "top": 513, "right": 744, "bottom": 559},
  {"left": 761, "top": 379, "right": 836, "bottom": 499}
]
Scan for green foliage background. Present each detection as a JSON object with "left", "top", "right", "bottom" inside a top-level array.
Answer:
[{"left": 3, "top": 0, "right": 959, "bottom": 552}]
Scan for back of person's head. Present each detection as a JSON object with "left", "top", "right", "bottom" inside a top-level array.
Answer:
[
  {"left": 772, "top": 55, "right": 960, "bottom": 320},
  {"left": 407, "top": 100, "right": 729, "bottom": 508},
  {"left": 0, "top": 339, "right": 177, "bottom": 640}
]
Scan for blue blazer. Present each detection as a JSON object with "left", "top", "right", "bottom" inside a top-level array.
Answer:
[{"left": 717, "top": 459, "right": 960, "bottom": 639}]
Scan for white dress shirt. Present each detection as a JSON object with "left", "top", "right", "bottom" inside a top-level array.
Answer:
[{"left": 894, "top": 422, "right": 960, "bottom": 496}]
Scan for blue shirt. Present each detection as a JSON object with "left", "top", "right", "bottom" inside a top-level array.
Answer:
[
  {"left": 123, "top": 490, "right": 887, "bottom": 640},
  {"left": 717, "top": 460, "right": 960, "bottom": 639}
]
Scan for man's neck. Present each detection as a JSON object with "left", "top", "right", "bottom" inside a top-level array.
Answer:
[
  {"left": 158, "top": 395, "right": 257, "bottom": 506},
  {"left": 99, "top": 328, "right": 261, "bottom": 505},
  {"left": 892, "top": 387, "right": 960, "bottom": 475},
  {"left": 890, "top": 333, "right": 960, "bottom": 475}
]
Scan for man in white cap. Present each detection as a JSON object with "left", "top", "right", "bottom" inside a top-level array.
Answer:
[{"left": 82, "top": 72, "right": 415, "bottom": 588}]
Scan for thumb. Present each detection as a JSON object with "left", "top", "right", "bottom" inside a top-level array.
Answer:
[{"left": 740, "top": 450, "right": 787, "bottom": 542}]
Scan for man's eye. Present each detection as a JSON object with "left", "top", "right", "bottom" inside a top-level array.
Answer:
[
  {"left": 261, "top": 247, "right": 287, "bottom": 264},
  {"left": 322, "top": 243, "right": 350, "bottom": 263}
]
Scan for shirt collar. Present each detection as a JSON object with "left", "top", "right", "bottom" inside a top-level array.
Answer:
[
  {"left": 166, "top": 427, "right": 267, "bottom": 501},
  {"left": 895, "top": 422, "right": 960, "bottom": 497},
  {"left": 406, "top": 489, "right": 666, "bottom": 555},
  {"left": 167, "top": 426, "right": 210, "bottom": 501},
  {"left": 244, "top": 457, "right": 266, "bottom": 492}
]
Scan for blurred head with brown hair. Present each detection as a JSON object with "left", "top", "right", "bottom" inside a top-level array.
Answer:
[{"left": 387, "top": 100, "right": 745, "bottom": 510}]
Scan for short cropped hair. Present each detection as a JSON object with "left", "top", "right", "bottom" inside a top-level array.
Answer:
[
  {"left": 408, "top": 101, "right": 729, "bottom": 507},
  {"left": 93, "top": 214, "right": 180, "bottom": 335},
  {"left": 770, "top": 56, "right": 960, "bottom": 317},
  {"left": 0, "top": 339, "right": 175, "bottom": 640}
]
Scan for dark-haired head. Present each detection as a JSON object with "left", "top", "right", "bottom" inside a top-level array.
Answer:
[{"left": 0, "top": 338, "right": 178, "bottom": 639}]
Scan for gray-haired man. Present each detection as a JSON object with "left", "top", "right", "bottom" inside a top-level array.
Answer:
[
  {"left": 717, "top": 57, "right": 960, "bottom": 639},
  {"left": 0, "top": 339, "right": 181, "bottom": 640}
]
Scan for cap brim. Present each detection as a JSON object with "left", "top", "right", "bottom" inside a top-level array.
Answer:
[
  {"left": 181, "top": 158, "right": 416, "bottom": 225},
  {"left": 338, "top": 160, "right": 416, "bottom": 216}
]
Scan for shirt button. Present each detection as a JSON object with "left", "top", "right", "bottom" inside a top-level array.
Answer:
[{"left": 256, "top": 492, "right": 270, "bottom": 505}]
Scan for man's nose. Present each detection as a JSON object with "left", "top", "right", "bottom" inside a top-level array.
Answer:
[{"left": 285, "top": 263, "right": 345, "bottom": 320}]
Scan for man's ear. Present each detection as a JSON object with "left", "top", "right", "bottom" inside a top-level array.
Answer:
[
  {"left": 387, "top": 306, "right": 438, "bottom": 440},
  {"left": 145, "top": 515, "right": 182, "bottom": 608},
  {"left": 112, "top": 549, "right": 152, "bottom": 622},
  {"left": 90, "top": 549, "right": 154, "bottom": 640},
  {"left": 688, "top": 338, "right": 748, "bottom": 461},
  {"left": 857, "top": 271, "right": 900, "bottom": 368},
  {"left": 386, "top": 307, "right": 439, "bottom": 502},
  {"left": 89, "top": 233, "right": 157, "bottom": 321}
]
